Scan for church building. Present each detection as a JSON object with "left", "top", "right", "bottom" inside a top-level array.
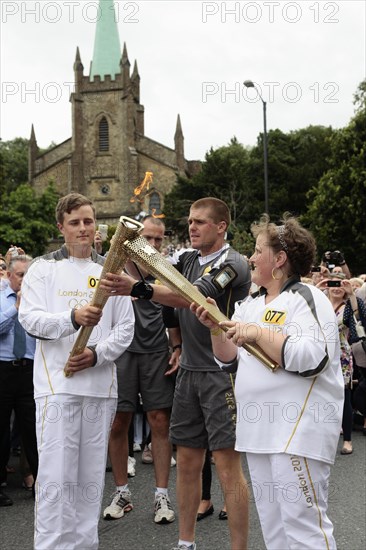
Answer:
[{"left": 28, "top": 0, "right": 200, "bottom": 223}]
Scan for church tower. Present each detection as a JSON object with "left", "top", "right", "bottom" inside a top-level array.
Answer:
[
  {"left": 70, "top": 0, "right": 142, "bottom": 213},
  {"left": 29, "top": 0, "right": 200, "bottom": 222}
]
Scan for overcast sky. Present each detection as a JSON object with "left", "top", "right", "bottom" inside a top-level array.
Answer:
[{"left": 1, "top": 0, "right": 365, "bottom": 160}]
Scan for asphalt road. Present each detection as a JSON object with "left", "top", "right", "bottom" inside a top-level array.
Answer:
[{"left": 1, "top": 428, "right": 365, "bottom": 550}]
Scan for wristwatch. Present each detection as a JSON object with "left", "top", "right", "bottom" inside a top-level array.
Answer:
[{"left": 130, "top": 280, "right": 154, "bottom": 300}]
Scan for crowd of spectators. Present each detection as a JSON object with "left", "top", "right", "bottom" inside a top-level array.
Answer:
[{"left": 1, "top": 216, "right": 366, "bottom": 550}]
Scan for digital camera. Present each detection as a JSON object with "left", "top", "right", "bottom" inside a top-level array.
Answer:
[{"left": 322, "top": 250, "right": 345, "bottom": 268}]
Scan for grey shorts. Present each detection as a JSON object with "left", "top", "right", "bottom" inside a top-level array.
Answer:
[
  {"left": 169, "top": 368, "right": 236, "bottom": 450},
  {"left": 116, "top": 350, "right": 175, "bottom": 412}
]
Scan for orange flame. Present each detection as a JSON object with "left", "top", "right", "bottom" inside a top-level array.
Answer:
[
  {"left": 130, "top": 171, "right": 153, "bottom": 203},
  {"left": 151, "top": 209, "right": 165, "bottom": 219}
]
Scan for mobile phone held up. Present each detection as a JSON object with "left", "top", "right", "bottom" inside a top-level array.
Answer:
[{"left": 98, "top": 224, "right": 109, "bottom": 241}]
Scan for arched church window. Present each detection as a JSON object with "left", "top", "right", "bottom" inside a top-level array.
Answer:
[
  {"left": 148, "top": 191, "right": 161, "bottom": 216},
  {"left": 99, "top": 117, "right": 109, "bottom": 151}
]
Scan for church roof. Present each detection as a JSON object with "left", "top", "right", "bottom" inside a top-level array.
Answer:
[{"left": 90, "top": 0, "right": 121, "bottom": 81}]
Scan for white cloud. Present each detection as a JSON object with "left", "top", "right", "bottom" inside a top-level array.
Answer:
[{"left": 1, "top": 0, "right": 364, "bottom": 160}]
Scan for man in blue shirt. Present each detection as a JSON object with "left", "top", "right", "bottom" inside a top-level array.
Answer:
[{"left": 0, "top": 255, "right": 38, "bottom": 506}]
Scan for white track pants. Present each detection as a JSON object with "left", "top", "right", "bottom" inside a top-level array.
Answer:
[
  {"left": 34, "top": 394, "right": 117, "bottom": 550},
  {"left": 246, "top": 452, "right": 336, "bottom": 550}
]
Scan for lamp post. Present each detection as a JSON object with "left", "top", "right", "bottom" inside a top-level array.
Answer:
[{"left": 244, "top": 80, "right": 269, "bottom": 214}]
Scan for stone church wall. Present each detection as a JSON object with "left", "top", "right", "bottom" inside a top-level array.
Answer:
[{"left": 32, "top": 159, "right": 71, "bottom": 196}]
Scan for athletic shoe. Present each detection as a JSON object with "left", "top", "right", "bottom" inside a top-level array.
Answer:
[
  {"left": 133, "top": 442, "right": 142, "bottom": 452},
  {"left": 128, "top": 456, "right": 136, "bottom": 477},
  {"left": 154, "top": 493, "right": 175, "bottom": 524},
  {"left": 171, "top": 544, "right": 196, "bottom": 550},
  {"left": 103, "top": 490, "right": 133, "bottom": 520},
  {"left": 142, "top": 443, "right": 153, "bottom": 464},
  {"left": 171, "top": 456, "right": 176, "bottom": 467}
]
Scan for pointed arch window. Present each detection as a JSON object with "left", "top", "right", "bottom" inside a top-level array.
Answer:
[
  {"left": 99, "top": 117, "right": 109, "bottom": 152},
  {"left": 148, "top": 191, "right": 162, "bottom": 216}
]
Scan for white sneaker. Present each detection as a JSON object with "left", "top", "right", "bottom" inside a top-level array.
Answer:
[
  {"left": 142, "top": 443, "right": 153, "bottom": 464},
  {"left": 154, "top": 493, "right": 175, "bottom": 524},
  {"left": 170, "top": 456, "right": 176, "bottom": 467},
  {"left": 103, "top": 490, "right": 133, "bottom": 520},
  {"left": 128, "top": 456, "right": 136, "bottom": 477},
  {"left": 133, "top": 442, "right": 142, "bottom": 452}
]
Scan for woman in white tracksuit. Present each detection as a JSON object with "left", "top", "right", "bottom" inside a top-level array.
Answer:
[{"left": 193, "top": 214, "right": 344, "bottom": 550}]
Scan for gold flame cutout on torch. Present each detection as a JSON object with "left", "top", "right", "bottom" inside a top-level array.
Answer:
[
  {"left": 129, "top": 171, "right": 153, "bottom": 204},
  {"left": 129, "top": 172, "right": 165, "bottom": 219},
  {"left": 151, "top": 209, "right": 165, "bottom": 219}
]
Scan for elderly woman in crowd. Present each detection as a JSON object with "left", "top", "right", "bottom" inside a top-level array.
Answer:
[{"left": 192, "top": 214, "right": 344, "bottom": 550}]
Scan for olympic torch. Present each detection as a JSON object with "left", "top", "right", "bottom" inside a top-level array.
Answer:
[
  {"left": 64, "top": 217, "right": 143, "bottom": 376},
  {"left": 65, "top": 216, "right": 279, "bottom": 374}
]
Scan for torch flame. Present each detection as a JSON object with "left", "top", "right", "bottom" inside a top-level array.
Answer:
[{"left": 130, "top": 171, "right": 153, "bottom": 203}]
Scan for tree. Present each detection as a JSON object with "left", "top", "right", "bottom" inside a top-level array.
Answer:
[
  {"left": 163, "top": 127, "right": 334, "bottom": 242},
  {"left": 0, "top": 138, "right": 29, "bottom": 196},
  {"left": 248, "top": 125, "right": 333, "bottom": 219},
  {"left": 0, "top": 137, "right": 56, "bottom": 196},
  {"left": 304, "top": 80, "right": 366, "bottom": 274},
  {"left": 164, "top": 137, "right": 262, "bottom": 241},
  {"left": 0, "top": 182, "right": 60, "bottom": 257}
]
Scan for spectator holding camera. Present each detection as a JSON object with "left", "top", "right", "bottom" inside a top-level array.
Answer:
[
  {"left": 317, "top": 273, "right": 366, "bottom": 453},
  {"left": 322, "top": 250, "right": 351, "bottom": 278},
  {"left": 4, "top": 246, "right": 26, "bottom": 267},
  {"left": 311, "top": 264, "right": 330, "bottom": 286}
]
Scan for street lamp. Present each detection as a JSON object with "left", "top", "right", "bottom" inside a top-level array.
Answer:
[{"left": 244, "top": 80, "right": 269, "bottom": 214}]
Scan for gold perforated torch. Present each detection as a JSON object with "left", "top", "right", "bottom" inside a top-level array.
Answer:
[{"left": 64, "top": 217, "right": 144, "bottom": 377}]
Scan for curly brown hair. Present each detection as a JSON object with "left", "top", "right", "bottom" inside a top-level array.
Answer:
[{"left": 251, "top": 213, "right": 316, "bottom": 277}]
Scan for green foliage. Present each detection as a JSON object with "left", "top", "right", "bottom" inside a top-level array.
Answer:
[
  {"left": 304, "top": 87, "right": 366, "bottom": 274},
  {"left": 164, "top": 127, "right": 334, "bottom": 241},
  {"left": 249, "top": 125, "right": 334, "bottom": 219},
  {"left": 230, "top": 227, "right": 255, "bottom": 258},
  {"left": 353, "top": 79, "right": 366, "bottom": 111},
  {"left": 0, "top": 183, "right": 60, "bottom": 257},
  {"left": 0, "top": 137, "right": 29, "bottom": 195},
  {"left": 164, "top": 137, "right": 263, "bottom": 238}
]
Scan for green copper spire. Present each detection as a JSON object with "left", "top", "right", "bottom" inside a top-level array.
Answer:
[{"left": 90, "top": 0, "right": 121, "bottom": 80}]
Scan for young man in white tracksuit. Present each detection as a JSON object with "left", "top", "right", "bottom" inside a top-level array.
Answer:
[{"left": 19, "top": 193, "right": 134, "bottom": 550}]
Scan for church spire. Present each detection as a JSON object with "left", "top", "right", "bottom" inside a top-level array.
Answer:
[
  {"left": 131, "top": 60, "right": 140, "bottom": 101},
  {"left": 175, "top": 115, "right": 185, "bottom": 172},
  {"left": 90, "top": 0, "right": 121, "bottom": 81},
  {"left": 30, "top": 124, "right": 37, "bottom": 143},
  {"left": 28, "top": 125, "right": 39, "bottom": 182},
  {"left": 120, "top": 42, "right": 131, "bottom": 88},
  {"left": 74, "top": 47, "right": 84, "bottom": 92}
]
